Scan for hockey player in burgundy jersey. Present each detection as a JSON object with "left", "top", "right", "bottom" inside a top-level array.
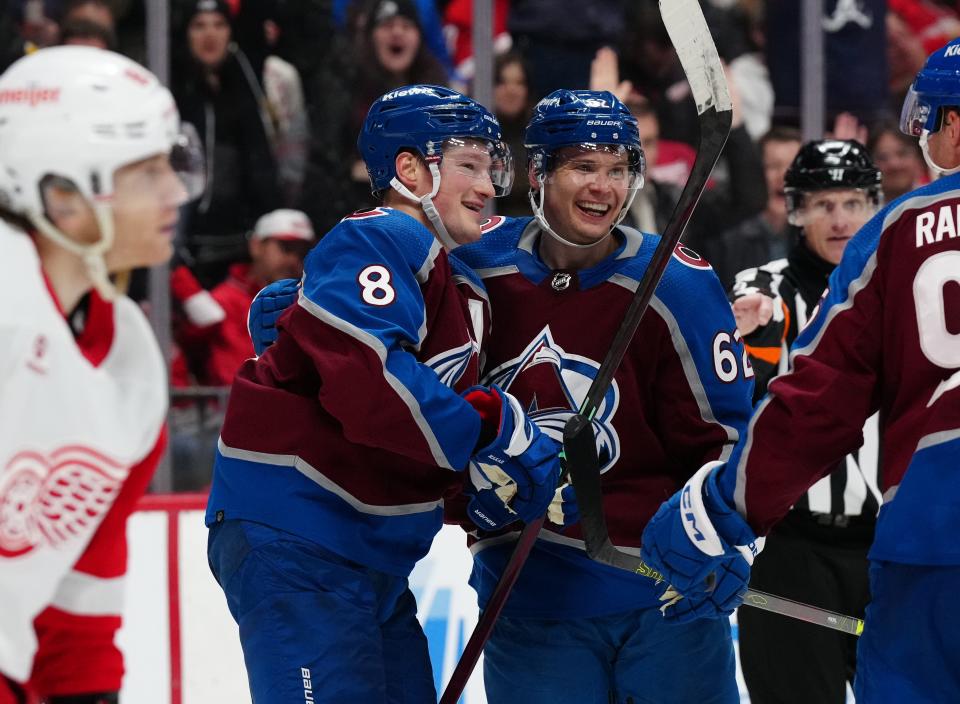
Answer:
[
  {"left": 246, "top": 90, "right": 754, "bottom": 703},
  {"left": 0, "top": 48, "right": 203, "bottom": 704},
  {"left": 205, "top": 85, "right": 562, "bottom": 703},
  {"left": 642, "top": 39, "right": 960, "bottom": 703},
  {"left": 730, "top": 140, "right": 884, "bottom": 704},
  {"left": 451, "top": 90, "right": 755, "bottom": 704}
]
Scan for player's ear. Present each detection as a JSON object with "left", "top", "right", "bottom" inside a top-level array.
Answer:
[
  {"left": 527, "top": 161, "right": 540, "bottom": 192},
  {"left": 394, "top": 150, "right": 425, "bottom": 193},
  {"left": 40, "top": 175, "right": 96, "bottom": 241},
  {"left": 946, "top": 108, "right": 960, "bottom": 139}
]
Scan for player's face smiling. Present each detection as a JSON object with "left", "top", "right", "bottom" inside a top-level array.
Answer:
[
  {"left": 433, "top": 143, "right": 496, "bottom": 245},
  {"left": 542, "top": 149, "right": 629, "bottom": 245}
]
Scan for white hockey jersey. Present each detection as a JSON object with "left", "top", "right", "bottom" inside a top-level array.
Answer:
[{"left": 0, "top": 222, "right": 167, "bottom": 681}]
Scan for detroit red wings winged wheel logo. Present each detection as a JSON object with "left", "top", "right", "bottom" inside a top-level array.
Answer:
[{"left": 0, "top": 447, "right": 127, "bottom": 557}]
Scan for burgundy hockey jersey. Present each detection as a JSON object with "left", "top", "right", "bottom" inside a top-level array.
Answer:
[
  {"left": 717, "top": 173, "right": 960, "bottom": 565},
  {"left": 206, "top": 208, "right": 491, "bottom": 576},
  {"left": 453, "top": 217, "right": 754, "bottom": 618}
]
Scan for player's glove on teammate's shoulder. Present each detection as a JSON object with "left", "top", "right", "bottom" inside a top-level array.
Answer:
[
  {"left": 640, "top": 462, "right": 764, "bottom": 620},
  {"left": 462, "top": 385, "right": 561, "bottom": 531},
  {"left": 247, "top": 277, "right": 300, "bottom": 355}
]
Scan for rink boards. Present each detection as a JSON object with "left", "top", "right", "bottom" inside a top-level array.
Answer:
[{"left": 119, "top": 494, "right": 755, "bottom": 703}]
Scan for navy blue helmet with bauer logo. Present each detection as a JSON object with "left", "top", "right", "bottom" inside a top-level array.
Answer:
[{"left": 524, "top": 89, "right": 645, "bottom": 179}]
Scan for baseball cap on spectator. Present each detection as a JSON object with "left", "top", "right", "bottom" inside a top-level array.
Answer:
[
  {"left": 252, "top": 209, "right": 315, "bottom": 242},
  {"left": 366, "top": 0, "right": 421, "bottom": 32}
]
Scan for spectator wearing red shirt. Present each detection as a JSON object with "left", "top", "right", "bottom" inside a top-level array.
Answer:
[{"left": 175, "top": 208, "right": 314, "bottom": 386}]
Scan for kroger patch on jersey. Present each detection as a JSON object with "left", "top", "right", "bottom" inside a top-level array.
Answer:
[{"left": 915, "top": 202, "right": 960, "bottom": 247}]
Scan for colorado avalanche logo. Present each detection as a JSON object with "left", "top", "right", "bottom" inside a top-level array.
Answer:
[
  {"left": 0, "top": 447, "right": 128, "bottom": 557},
  {"left": 484, "top": 327, "right": 621, "bottom": 474},
  {"left": 425, "top": 340, "right": 479, "bottom": 388}
]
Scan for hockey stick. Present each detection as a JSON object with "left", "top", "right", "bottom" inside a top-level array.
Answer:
[
  {"left": 439, "top": 5, "right": 733, "bottom": 702},
  {"left": 564, "top": 0, "right": 731, "bottom": 573},
  {"left": 562, "top": 1, "right": 866, "bottom": 637},
  {"left": 558, "top": 497, "right": 864, "bottom": 637},
  {"left": 438, "top": 517, "right": 545, "bottom": 704},
  {"left": 566, "top": 413, "right": 866, "bottom": 635}
]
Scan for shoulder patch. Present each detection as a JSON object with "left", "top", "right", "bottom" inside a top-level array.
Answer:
[
  {"left": 480, "top": 215, "right": 508, "bottom": 233},
  {"left": 341, "top": 207, "right": 390, "bottom": 221},
  {"left": 672, "top": 243, "right": 712, "bottom": 270}
]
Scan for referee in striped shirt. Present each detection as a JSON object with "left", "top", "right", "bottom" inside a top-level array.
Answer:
[{"left": 729, "top": 139, "right": 883, "bottom": 704}]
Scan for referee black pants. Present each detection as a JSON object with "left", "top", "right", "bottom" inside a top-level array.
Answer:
[{"left": 738, "top": 522, "right": 871, "bottom": 704}]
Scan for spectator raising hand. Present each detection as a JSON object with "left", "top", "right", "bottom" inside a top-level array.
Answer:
[
  {"left": 589, "top": 46, "right": 633, "bottom": 103},
  {"left": 830, "top": 111, "right": 869, "bottom": 146}
]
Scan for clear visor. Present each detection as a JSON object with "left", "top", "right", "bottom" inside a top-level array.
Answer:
[
  {"left": 103, "top": 123, "right": 204, "bottom": 210},
  {"left": 899, "top": 87, "right": 934, "bottom": 137},
  {"left": 170, "top": 122, "right": 206, "bottom": 201},
  {"left": 545, "top": 144, "right": 644, "bottom": 191},
  {"left": 440, "top": 137, "right": 514, "bottom": 197},
  {"left": 788, "top": 188, "right": 877, "bottom": 227}
]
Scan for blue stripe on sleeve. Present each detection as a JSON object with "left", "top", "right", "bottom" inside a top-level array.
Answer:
[{"left": 297, "top": 212, "right": 479, "bottom": 471}]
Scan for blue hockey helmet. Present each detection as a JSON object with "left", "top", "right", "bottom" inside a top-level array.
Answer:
[
  {"left": 900, "top": 38, "right": 960, "bottom": 137},
  {"left": 524, "top": 89, "right": 645, "bottom": 181},
  {"left": 357, "top": 84, "right": 513, "bottom": 197},
  {"left": 523, "top": 90, "right": 645, "bottom": 245}
]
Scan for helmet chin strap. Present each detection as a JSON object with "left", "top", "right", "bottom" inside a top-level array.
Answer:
[
  {"left": 920, "top": 129, "right": 960, "bottom": 176},
  {"left": 30, "top": 200, "right": 119, "bottom": 301},
  {"left": 389, "top": 161, "right": 460, "bottom": 251},
  {"left": 529, "top": 173, "right": 641, "bottom": 250}
]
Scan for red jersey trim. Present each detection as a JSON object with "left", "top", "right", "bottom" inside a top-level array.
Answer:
[
  {"left": 39, "top": 267, "right": 116, "bottom": 368},
  {"left": 75, "top": 289, "right": 115, "bottom": 367},
  {"left": 342, "top": 207, "right": 390, "bottom": 220}
]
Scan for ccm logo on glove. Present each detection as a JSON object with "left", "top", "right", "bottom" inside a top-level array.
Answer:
[{"left": 681, "top": 485, "right": 705, "bottom": 542}]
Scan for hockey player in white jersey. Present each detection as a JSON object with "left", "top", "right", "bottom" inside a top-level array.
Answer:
[{"left": 0, "top": 47, "right": 203, "bottom": 704}]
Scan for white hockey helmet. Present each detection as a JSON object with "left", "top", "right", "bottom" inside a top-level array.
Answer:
[{"left": 0, "top": 46, "right": 203, "bottom": 298}]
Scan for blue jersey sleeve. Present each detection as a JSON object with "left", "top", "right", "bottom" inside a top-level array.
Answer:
[{"left": 285, "top": 213, "right": 481, "bottom": 471}]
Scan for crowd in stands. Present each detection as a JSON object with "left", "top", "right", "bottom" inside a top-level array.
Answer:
[{"left": 0, "top": 0, "right": 939, "bottom": 488}]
